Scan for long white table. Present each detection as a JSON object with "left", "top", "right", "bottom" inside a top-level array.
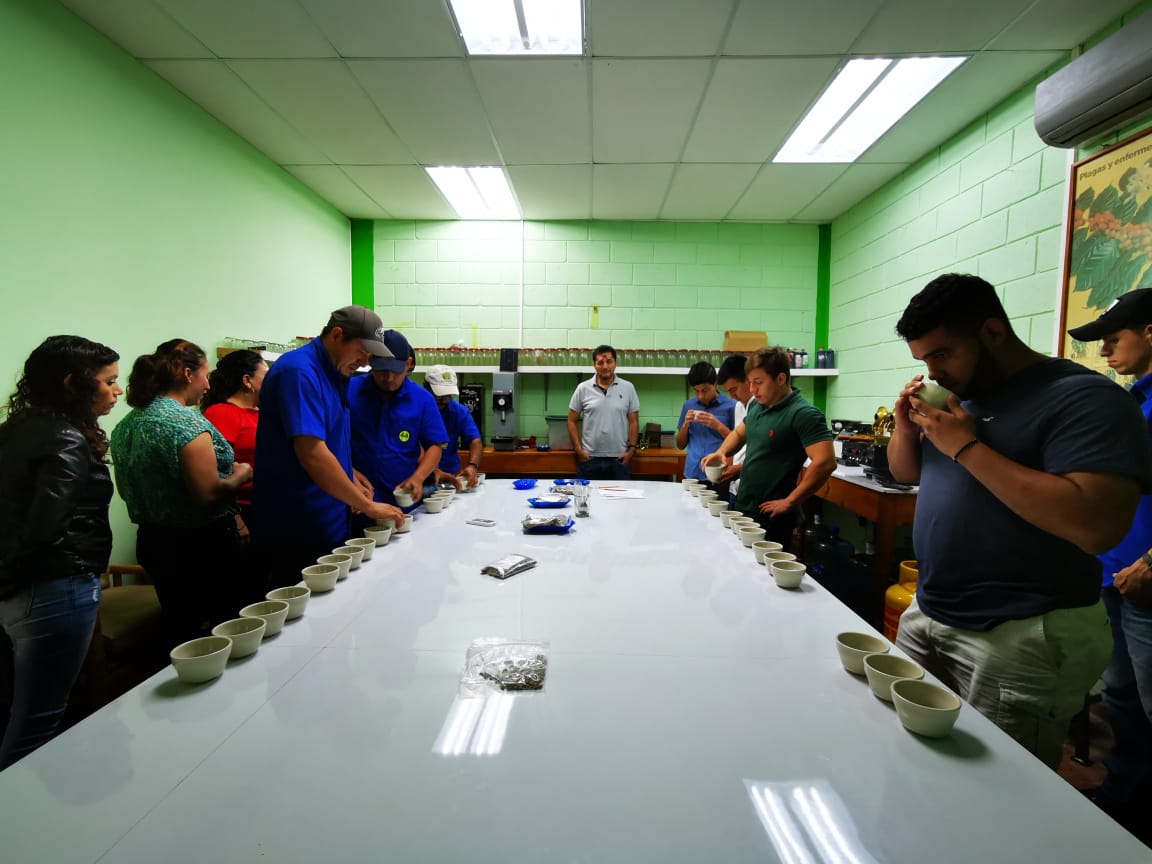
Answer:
[{"left": 1, "top": 481, "right": 1144, "bottom": 862}]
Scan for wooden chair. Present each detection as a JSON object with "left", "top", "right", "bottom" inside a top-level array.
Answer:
[{"left": 82, "top": 564, "right": 168, "bottom": 710}]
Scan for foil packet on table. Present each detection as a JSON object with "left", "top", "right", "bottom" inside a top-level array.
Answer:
[
  {"left": 481, "top": 553, "right": 537, "bottom": 580},
  {"left": 459, "top": 638, "right": 550, "bottom": 696},
  {"left": 521, "top": 514, "right": 576, "bottom": 534}
]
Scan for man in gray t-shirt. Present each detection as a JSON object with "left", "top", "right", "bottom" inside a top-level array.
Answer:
[
  {"left": 567, "top": 345, "right": 639, "bottom": 481},
  {"left": 887, "top": 273, "right": 1151, "bottom": 770}
]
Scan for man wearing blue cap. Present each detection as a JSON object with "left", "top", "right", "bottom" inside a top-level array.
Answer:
[{"left": 349, "top": 329, "right": 448, "bottom": 508}]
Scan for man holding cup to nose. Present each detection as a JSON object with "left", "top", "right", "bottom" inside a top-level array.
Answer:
[{"left": 676, "top": 361, "right": 735, "bottom": 497}]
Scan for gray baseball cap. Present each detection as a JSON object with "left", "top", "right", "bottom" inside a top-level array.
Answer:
[{"left": 326, "top": 305, "right": 392, "bottom": 357}]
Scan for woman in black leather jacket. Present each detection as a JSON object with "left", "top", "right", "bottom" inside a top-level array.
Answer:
[{"left": 0, "top": 335, "right": 121, "bottom": 770}]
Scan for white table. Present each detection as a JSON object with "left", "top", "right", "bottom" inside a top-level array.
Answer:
[{"left": 1, "top": 482, "right": 1144, "bottom": 863}]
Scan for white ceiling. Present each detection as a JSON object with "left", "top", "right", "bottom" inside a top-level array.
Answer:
[{"left": 59, "top": 0, "right": 1135, "bottom": 222}]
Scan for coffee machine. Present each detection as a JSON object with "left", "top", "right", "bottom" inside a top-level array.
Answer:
[{"left": 491, "top": 371, "right": 517, "bottom": 451}]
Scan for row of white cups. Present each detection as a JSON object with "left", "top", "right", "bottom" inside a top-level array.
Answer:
[{"left": 683, "top": 476, "right": 964, "bottom": 738}]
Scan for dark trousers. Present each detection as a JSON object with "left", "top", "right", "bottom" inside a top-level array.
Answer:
[
  {"left": 576, "top": 457, "right": 631, "bottom": 481},
  {"left": 137, "top": 519, "right": 259, "bottom": 648}
]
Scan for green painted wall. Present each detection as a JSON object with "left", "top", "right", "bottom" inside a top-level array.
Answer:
[
  {"left": 372, "top": 220, "right": 821, "bottom": 436},
  {"left": 1, "top": 0, "right": 352, "bottom": 563}
]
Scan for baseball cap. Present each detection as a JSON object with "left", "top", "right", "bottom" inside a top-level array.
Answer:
[
  {"left": 424, "top": 364, "right": 459, "bottom": 396},
  {"left": 326, "top": 306, "right": 392, "bottom": 357},
  {"left": 368, "top": 330, "right": 412, "bottom": 373},
  {"left": 1068, "top": 287, "right": 1152, "bottom": 341}
]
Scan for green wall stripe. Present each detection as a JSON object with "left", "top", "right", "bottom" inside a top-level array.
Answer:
[
  {"left": 350, "top": 219, "right": 374, "bottom": 308},
  {"left": 812, "top": 223, "right": 832, "bottom": 415}
]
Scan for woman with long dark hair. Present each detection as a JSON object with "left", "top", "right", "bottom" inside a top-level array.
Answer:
[
  {"left": 202, "top": 350, "right": 266, "bottom": 537},
  {"left": 0, "top": 335, "right": 121, "bottom": 769},
  {"left": 110, "top": 340, "right": 254, "bottom": 645}
]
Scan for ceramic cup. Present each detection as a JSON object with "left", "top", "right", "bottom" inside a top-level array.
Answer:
[
  {"left": 752, "top": 540, "right": 783, "bottom": 563},
  {"left": 239, "top": 599, "right": 291, "bottom": 637},
  {"left": 170, "top": 635, "right": 232, "bottom": 683},
  {"left": 891, "top": 679, "right": 962, "bottom": 737},
  {"left": 394, "top": 488, "right": 414, "bottom": 508},
  {"left": 863, "top": 653, "right": 925, "bottom": 702},
  {"left": 364, "top": 525, "right": 392, "bottom": 547},
  {"left": 333, "top": 545, "right": 365, "bottom": 570},
  {"left": 301, "top": 564, "right": 339, "bottom": 594},
  {"left": 770, "top": 560, "right": 806, "bottom": 588},
  {"left": 265, "top": 585, "right": 311, "bottom": 620},
  {"left": 211, "top": 617, "right": 266, "bottom": 659},
  {"left": 763, "top": 551, "right": 797, "bottom": 565},
  {"left": 345, "top": 537, "right": 375, "bottom": 562},
  {"left": 835, "top": 631, "right": 890, "bottom": 675},
  {"left": 739, "top": 525, "right": 766, "bottom": 547},
  {"left": 317, "top": 553, "right": 351, "bottom": 581}
]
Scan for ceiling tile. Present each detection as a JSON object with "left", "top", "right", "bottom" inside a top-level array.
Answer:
[
  {"left": 146, "top": 61, "right": 329, "bottom": 164},
  {"left": 348, "top": 60, "right": 499, "bottom": 165},
  {"left": 593, "top": 60, "right": 712, "bottom": 162},
  {"left": 987, "top": 0, "right": 1138, "bottom": 50},
  {"left": 340, "top": 166, "right": 458, "bottom": 219},
  {"left": 793, "top": 163, "right": 909, "bottom": 221},
  {"left": 683, "top": 58, "right": 840, "bottom": 162},
  {"left": 592, "top": 165, "right": 675, "bottom": 220},
  {"left": 851, "top": 0, "right": 1035, "bottom": 52},
  {"left": 228, "top": 60, "right": 414, "bottom": 164},
  {"left": 60, "top": 0, "right": 213, "bottom": 58},
  {"left": 508, "top": 166, "right": 592, "bottom": 219},
  {"left": 728, "top": 164, "right": 848, "bottom": 220},
  {"left": 589, "top": 0, "right": 737, "bottom": 56},
  {"left": 660, "top": 164, "right": 759, "bottom": 220},
  {"left": 283, "top": 165, "right": 390, "bottom": 217},
  {"left": 860, "top": 51, "right": 1067, "bottom": 163},
  {"left": 724, "top": 0, "right": 884, "bottom": 55},
  {"left": 473, "top": 59, "right": 591, "bottom": 164},
  {"left": 297, "top": 0, "right": 464, "bottom": 58},
  {"left": 156, "top": 0, "right": 336, "bottom": 58}
]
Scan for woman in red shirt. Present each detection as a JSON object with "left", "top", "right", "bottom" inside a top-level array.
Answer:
[{"left": 202, "top": 350, "right": 266, "bottom": 537}]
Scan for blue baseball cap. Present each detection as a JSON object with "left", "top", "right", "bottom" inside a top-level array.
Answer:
[{"left": 369, "top": 330, "right": 412, "bottom": 372}]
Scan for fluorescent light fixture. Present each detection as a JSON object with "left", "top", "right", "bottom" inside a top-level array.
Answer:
[
  {"left": 774, "top": 56, "right": 967, "bottom": 163},
  {"left": 449, "top": 0, "right": 583, "bottom": 55},
  {"left": 426, "top": 166, "right": 521, "bottom": 220}
]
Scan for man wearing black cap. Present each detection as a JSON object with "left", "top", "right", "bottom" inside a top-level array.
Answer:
[
  {"left": 348, "top": 329, "right": 448, "bottom": 509},
  {"left": 1068, "top": 287, "right": 1152, "bottom": 834},
  {"left": 885, "top": 273, "right": 1152, "bottom": 770},
  {"left": 255, "top": 306, "right": 407, "bottom": 587}
]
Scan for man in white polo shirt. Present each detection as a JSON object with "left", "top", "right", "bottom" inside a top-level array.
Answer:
[{"left": 567, "top": 344, "right": 640, "bottom": 481}]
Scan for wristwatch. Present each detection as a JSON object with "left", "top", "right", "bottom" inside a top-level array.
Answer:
[
  {"left": 626, "top": 443, "right": 637, "bottom": 450},
  {"left": 1141, "top": 551, "right": 1152, "bottom": 571},
  {"left": 468, "top": 461, "right": 480, "bottom": 469}
]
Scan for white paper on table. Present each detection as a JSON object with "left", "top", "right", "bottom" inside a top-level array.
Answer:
[{"left": 597, "top": 486, "right": 645, "bottom": 499}]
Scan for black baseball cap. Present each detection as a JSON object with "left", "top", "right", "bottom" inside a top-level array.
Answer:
[
  {"left": 326, "top": 306, "right": 392, "bottom": 357},
  {"left": 369, "top": 330, "right": 412, "bottom": 373},
  {"left": 1068, "top": 288, "right": 1152, "bottom": 341}
]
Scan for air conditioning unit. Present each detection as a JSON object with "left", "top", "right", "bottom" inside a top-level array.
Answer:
[{"left": 1034, "top": 8, "right": 1152, "bottom": 148}]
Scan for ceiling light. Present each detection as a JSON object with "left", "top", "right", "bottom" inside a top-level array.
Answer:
[
  {"left": 426, "top": 166, "right": 521, "bottom": 220},
  {"left": 449, "top": 0, "right": 583, "bottom": 55},
  {"left": 774, "top": 56, "right": 967, "bottom": 163}
]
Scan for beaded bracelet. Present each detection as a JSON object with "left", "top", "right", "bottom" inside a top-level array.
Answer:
[{"left": 952, "top": 438, "right": 979, "bottom": 462}]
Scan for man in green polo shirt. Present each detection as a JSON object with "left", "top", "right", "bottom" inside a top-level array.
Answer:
[{"left": 704, "top": 347, "right": 836, "bottom": 547}]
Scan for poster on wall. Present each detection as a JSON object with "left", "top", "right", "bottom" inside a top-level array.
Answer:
[{"left": 1060, "top": 125, "right": 1152, "bottom": 380}]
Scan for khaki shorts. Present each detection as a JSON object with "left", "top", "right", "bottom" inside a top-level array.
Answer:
[{"left": 896, "top": 598, "right": 1112, "bottom": 769}]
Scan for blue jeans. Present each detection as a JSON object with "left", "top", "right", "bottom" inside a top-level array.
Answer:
[
  {"left": 1101, "top": 586, "right": 1152, "bottom": 803},
  {"left": 0, "top": 575, "right": 100, "bottom": 770},
  {"left": 576, "top": 457, "right": 631, "bottom": 481}
]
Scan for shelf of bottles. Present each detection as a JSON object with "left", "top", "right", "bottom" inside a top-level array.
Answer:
[{"left": 413, "top": 347, "right": 836, "bottom": 377}]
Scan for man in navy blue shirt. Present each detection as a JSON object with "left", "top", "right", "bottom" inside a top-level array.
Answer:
[
  {"left": 255, "top": 306, "right": 406, "bottom": 587},
  {"left": 349, "top": 330, "right": 447, "bottom": 508},
  {"left": 1068, "top": 287, "right": 1152, "bottom": 833},
  {"left": 887, "top": 273, "right": 1151, "bottom": 769},
  {"left": 423, "top": 364, "right": 483, "bottom": 489}
]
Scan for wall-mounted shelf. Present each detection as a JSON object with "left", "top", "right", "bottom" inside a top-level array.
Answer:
[{"left": 414, "top": 366, "right": 838, "bottom": 377}]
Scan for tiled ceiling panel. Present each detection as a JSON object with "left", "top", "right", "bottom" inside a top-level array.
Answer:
[
  {"left": 592, "top": 59, "right": 712, "bottom": 162},
  {"left": 298, "top": 0, "right": 464, "bottom": 58},
  {"left": 592, "top": 165, "right": 676, "bottom": 220},
  {"left": 589, "top": 0, "right": 737, "bottom": 56},
  {"left": 661, "top": 164, "right": 760, "bottom": 220},
  {"left": 155, "top": 0, "right": 337, "bottom": 58},
  {"left": 508, "top": 166, "right": 593, "bottom": 220},
  {"left": 228, "top": 60, "right": 414, "bottom": 164},
  {"left": 683, "top": 58, "right": 840, "bottom": 163},
  {"left": 473, "top": 59, "right": 591, "bottom": 165},
  {"left": 793, "top": 163, "right": 909, "bottom": 222},
  {"left": 724, "top": 0, "right": 885, "bottom": 55},
  {"left": 340, "top": 166, "right": 458, "bottom": 219},
  {"left": 284, "top": 165, "right": 390, "bottom": 218},
  {"left": 851, "top": 0, "right": 1035, "bottom": 53},
  {"left": 988, "top": 0, "right": 1137, "bottom": 49},
  {"left": 147, "top": 60, "right": 330, "bottom": 164},
  {"left": 348, "top": 60, "right": 499, "bottom": 165},
  {"left": 728, "top": 164, "right": 849, "bottom": 221},
  {"left": 61, "top": 0, "right": 213, "bottom": 58}
]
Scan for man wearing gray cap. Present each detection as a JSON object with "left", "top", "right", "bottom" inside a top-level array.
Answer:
[
  {"left": 255, "top": 306, "right": 406, "bottom": 587},
  {"left": 1068, "top": 287, "right": 1152, "bottom": 835}
]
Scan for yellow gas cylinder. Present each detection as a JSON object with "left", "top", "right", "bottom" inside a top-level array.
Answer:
[{"left": 883, "top": 560, "right": 918, "bottom": 642}]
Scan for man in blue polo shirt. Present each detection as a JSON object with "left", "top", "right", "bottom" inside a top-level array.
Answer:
[
  {"left": 676, "top": 360, "right": 735, "bottom": 488},
  {"left": 1067, "top": 287, "right": 1152, "bottom": 835},
  {"left": 424, "top": 364, "right": 483, "bottom": 489},
  {"left": 349, "top": 330, "right": 447, "bottom": 508},
  {"left": 255, "top": 306, "right": 407, "bottom": 588}
]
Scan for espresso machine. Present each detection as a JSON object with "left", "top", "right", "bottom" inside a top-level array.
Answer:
[{"left": 491, "top": 371, "right": 517, "bottom": 451}]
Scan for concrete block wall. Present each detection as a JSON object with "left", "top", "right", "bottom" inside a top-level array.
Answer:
[
  {"left": 373, "top": 219, "right": 820, "bottom": 437},
  {"left": 826, "top": 87, "right": 1072, "bottom": 422}
]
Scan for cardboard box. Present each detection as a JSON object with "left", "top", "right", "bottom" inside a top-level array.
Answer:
[{"left": 722, "top": 330, "right": 768, "bottom": 352}]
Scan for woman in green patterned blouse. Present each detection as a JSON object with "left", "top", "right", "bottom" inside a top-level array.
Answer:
[{"left": 110, "top": 340, "right": 255, "bottom": 645}]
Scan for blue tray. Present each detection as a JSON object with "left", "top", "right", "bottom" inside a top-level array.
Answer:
[
  {"left": 551, "top": 478, "right": 590, "bottom": 486},
  {"left": 527, "top": 496, "right": 571, "bottom": 509},
  {"left": 523, "top": 517, "right": 575, "bottom": 534},
  {"left": 512, "top": 478, "right": 538, "bottom": 490}
]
